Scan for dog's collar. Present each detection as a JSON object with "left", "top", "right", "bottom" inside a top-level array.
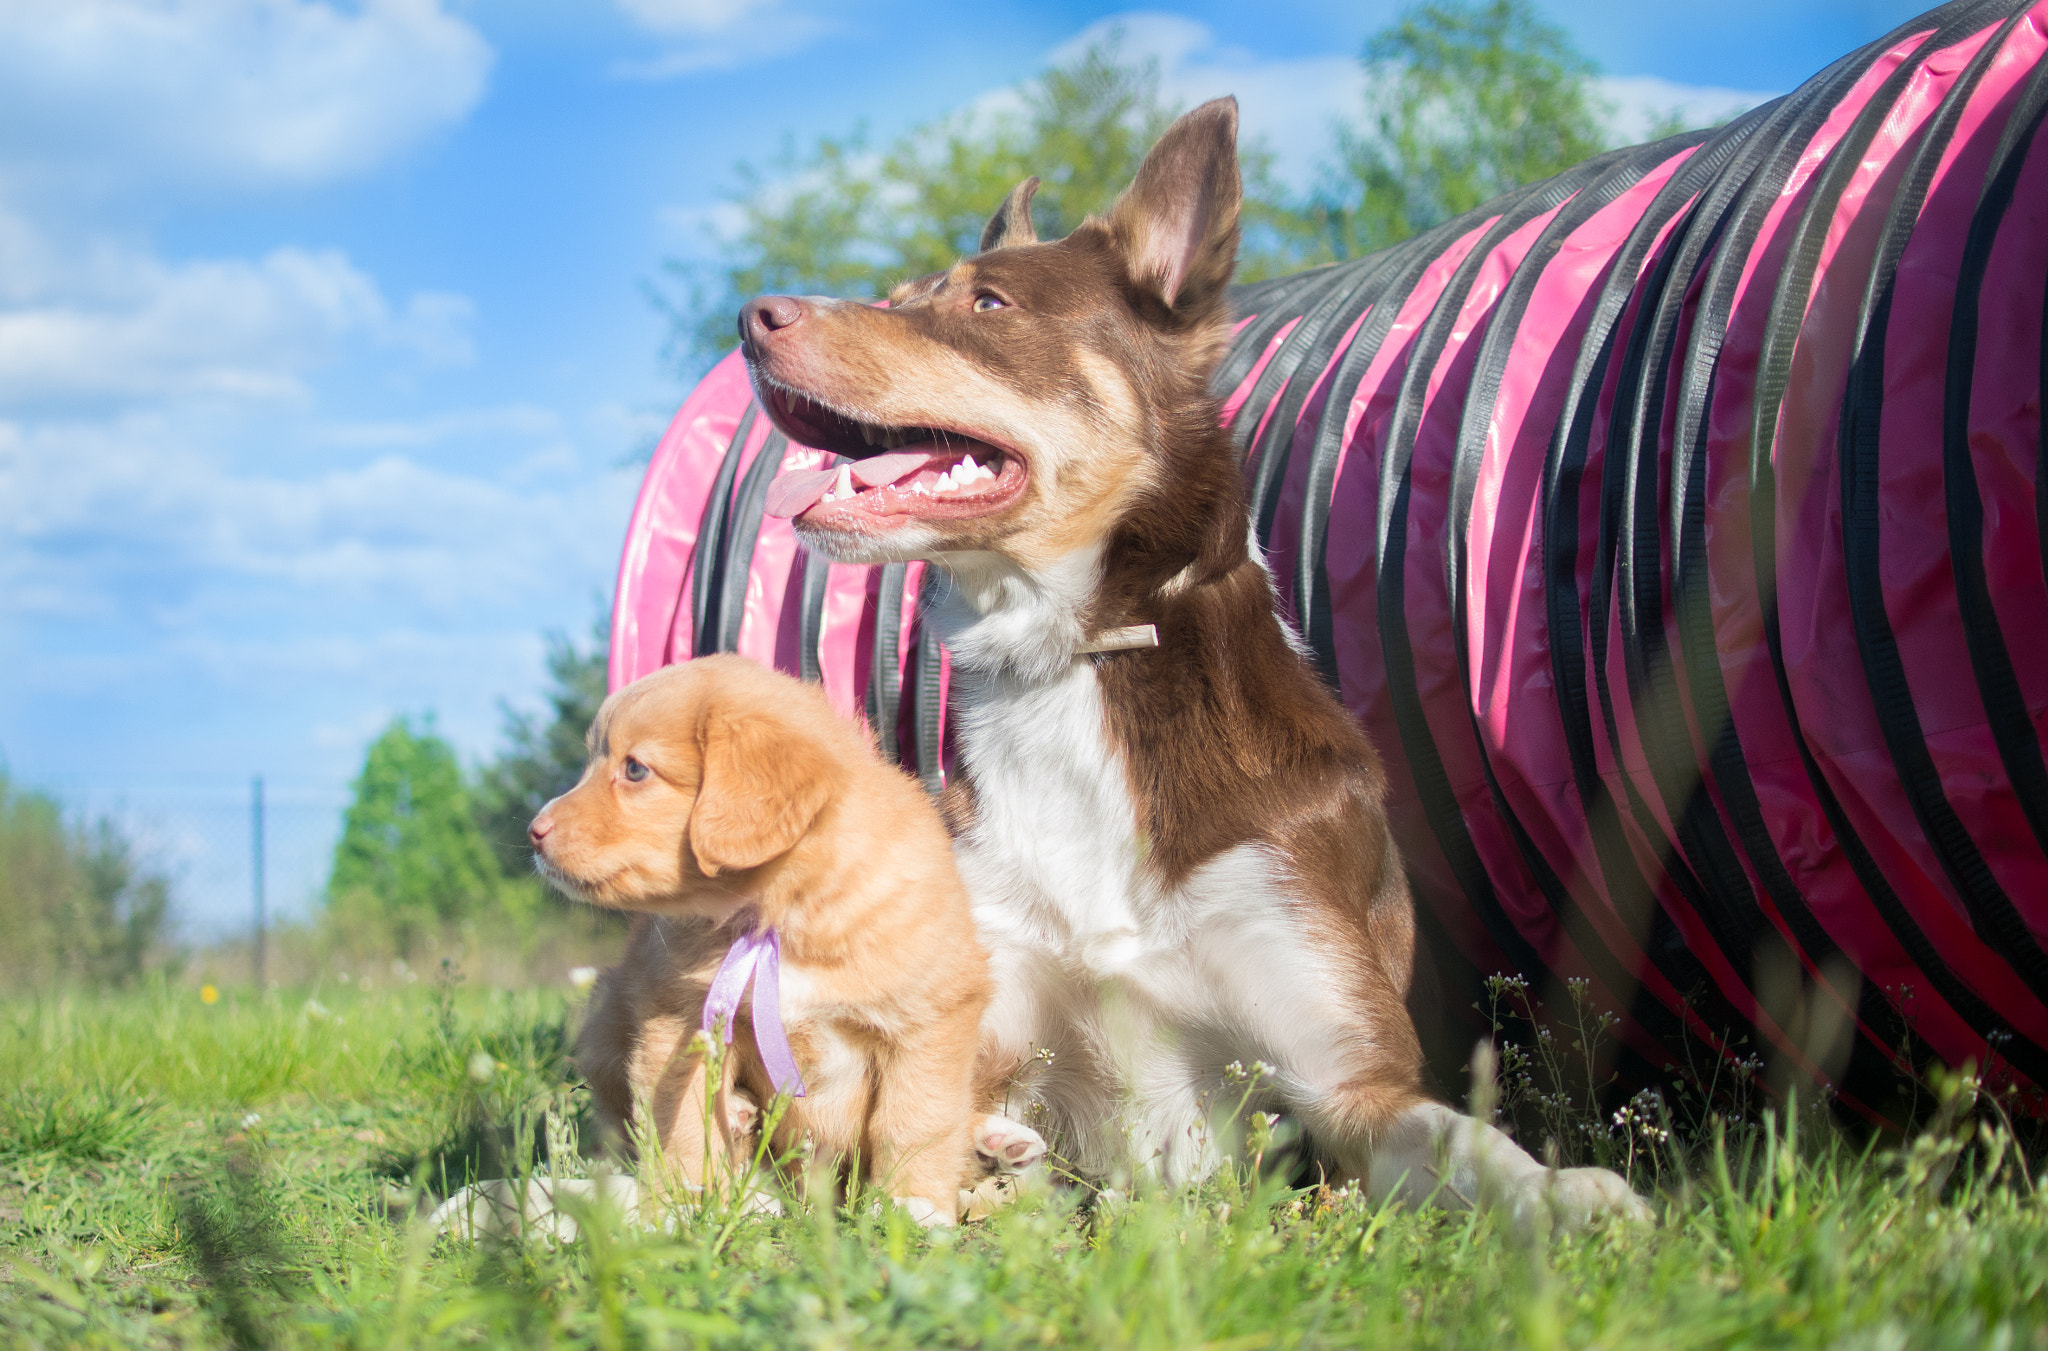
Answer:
[{"left": 1075, "top": 623, "right": 1159, "bottom": 655}]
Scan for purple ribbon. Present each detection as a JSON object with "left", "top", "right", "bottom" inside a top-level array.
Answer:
[{"left": 701, "top": 924, "right": 807, "bottom": 1098}]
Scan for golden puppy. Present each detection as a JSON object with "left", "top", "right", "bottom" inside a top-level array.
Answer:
[{"left": 533, "top": 654, "right": 991, "bottom": 1223}]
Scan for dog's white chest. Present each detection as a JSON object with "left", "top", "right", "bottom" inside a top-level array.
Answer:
[{"left": 952, "top": 661, "right": 1150, "bottom": 964}]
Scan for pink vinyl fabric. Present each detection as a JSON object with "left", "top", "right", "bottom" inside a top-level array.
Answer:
[{"left": 614, "top": 1, "right": 2048, "bottom": 1115}]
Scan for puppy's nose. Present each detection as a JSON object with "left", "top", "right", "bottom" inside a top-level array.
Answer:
[
  {"left": 741, "top": 294, "right": 806, "bottom": 347},
  {"left": 528, "top": 815, "right": 554, "bottom": 847}
]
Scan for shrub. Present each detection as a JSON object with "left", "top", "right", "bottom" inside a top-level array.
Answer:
[{"left": 0, "top": 772, "right": 172, "bottom": 988}]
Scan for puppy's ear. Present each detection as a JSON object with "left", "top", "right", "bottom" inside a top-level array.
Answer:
[
  {"left": 1104, "top": 97, "right": 1240, "bottom": 311},
  {"left": 689, "top": 709, "right": 835, "bottom": 875},
  {"left": 980, "top": 176, "right": 1040, "bottom": 252}
]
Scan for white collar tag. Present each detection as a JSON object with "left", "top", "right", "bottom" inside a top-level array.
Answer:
[{"left": 1074, "top": 624, "right": 1159, "bottom": 655}]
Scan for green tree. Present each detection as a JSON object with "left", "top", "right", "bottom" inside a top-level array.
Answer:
[
  {"left": 663, "top": 2, "right": 1670, "bottom": 366},
  {"left": 327, "top": 717, "right": 505, "bottom": 957},
  {"left": 1295, "top": 0, "right": 1610, "bottom": 262},
  {"left": 0, "top": 771, "right": 171, "bottom": 987},
  {"left": 472, "top": 621, "right": 608, "bottom": 877}
]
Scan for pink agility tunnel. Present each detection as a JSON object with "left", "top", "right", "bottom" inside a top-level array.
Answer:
[{"left": 613, "top": 0, "right": 2048, "bottom": 1120}]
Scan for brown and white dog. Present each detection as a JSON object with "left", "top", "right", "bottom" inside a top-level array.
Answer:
[
  {"left": 743, "top": 98, "right": 1648, "bottom": 1233},
  {"left": 533, "top": 655, "right": 1043, "bottom": 1224}
]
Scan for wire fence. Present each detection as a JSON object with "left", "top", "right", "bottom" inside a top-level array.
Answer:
[{"left": 24, "top": 771, "right": 350, "bottom": 950}]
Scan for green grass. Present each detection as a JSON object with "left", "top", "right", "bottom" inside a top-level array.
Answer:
[{"left": 3, "top": 978, "right": 2046, "bottom": 1350}]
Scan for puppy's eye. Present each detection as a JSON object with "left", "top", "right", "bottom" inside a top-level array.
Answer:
[
  {"left": 972, "top": 294, "right": 1006, "bottom": 313},
  {"left": 622, "top": 757, "right": 650, "bottom": 783}
]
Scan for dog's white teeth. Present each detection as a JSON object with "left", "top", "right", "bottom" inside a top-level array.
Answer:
[
  {"left": 823, "top": 464, "right": 855, "bottom": 502},
  {"left": 945, "top": 457, "right": 992, "bottom": 488}
]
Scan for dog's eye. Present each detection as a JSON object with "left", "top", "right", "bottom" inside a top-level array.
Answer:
[
  {"left": 972, "top": 294, "right": 1006, "bottom": 313},
  {"left": 622, "top": 757, "right": 650, "bottom": 783}
]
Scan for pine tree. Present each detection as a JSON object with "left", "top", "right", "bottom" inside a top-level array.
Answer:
[{"left": 472, "top": 623, "right": 608, "bottom": 877}]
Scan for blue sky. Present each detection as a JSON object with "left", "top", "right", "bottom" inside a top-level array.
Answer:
[{"left": 0, "top": 0, "right": 1933, "bottom": 936}]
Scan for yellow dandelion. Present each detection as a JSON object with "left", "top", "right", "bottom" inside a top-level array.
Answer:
[{"left": 200, "top": 984, "right": 219, "bottom": 1005}]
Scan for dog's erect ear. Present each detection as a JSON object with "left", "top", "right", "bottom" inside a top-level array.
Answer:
[
  {"left": 1105, "top": 97, "right": 1240, "bottom": 311},
  {"left": 689, "top": 709, "right": 835, "bottom": 875},
  {"left": 980, "top": 176, "right": 1040, "bottom": 252}
]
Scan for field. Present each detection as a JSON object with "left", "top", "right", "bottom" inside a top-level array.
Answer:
[{"left": 4, "top": 975, "right": 2047, "bottom": 1350}]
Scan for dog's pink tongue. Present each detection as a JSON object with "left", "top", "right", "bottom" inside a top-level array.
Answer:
[
  {"left": 852, "top": 451, "right": 931, "bottom": 487},
  {"left": 765, "top": 451, "right": 932, "bottom": 519},
  {"left": 765, "top": 467, "right": 836, "bottom": 519}
]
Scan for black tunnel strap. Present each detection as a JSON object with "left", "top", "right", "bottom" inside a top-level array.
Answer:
[
  {"left": 1611, "top": 68, "right": 1831, "bottom": 998},
  {"left": 910, "top": 567, "right": 948, "bottom": 794},
  {"left": 1838, "top": 8, "right": 2048, "bottom": 1012},
  {"left": 1240, "top": 249, "right": 1417, "bottom": 554},
  {"left": 1216, "top": 269, "right": 1341, "bottom": 400},
  {"left": 866, "top": 560, "right": 910, "bottom": 765},
  {"left": 710, "top": 428, "right": 788, "bottom": 654},
  {"left": 1292, "top": 215, "right": 1485, "bottom": 688},
  {"left": 1665, "top": 15, "right": 1980, "bottom": 1109},
  {"left": 796, "top": 533, "right": 833, "bottom": 686},
  {"left": 1370, "top": 190, "right": 1593, "bottom": 986},
  {"left": 1945, "top": 55, "right": 2048, "bottom": 867},
  {"left": 1447, "top": 141, "right": 1695, "bottom": 1059},
  {"left": 1615, "top": 27, "right": 1936, "bottom": 1095},
  {"left": 1551, "top": 113, "right": 1775, "bottom": 1051},
  {"left": 1736, "top": 1, "right": 2028, "bottom": 1089},
  {"left": 689, "top": 404, "right": 756, "bottom": 656},
  {"left": 1375, "top": 155, "right": 1621, "bottom": 988}
]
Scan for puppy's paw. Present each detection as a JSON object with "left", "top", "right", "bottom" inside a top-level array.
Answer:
[
  {"left": 890, "top": 1195, "right": 954, "bottom": 1227},
  {"left": 974, "top": 1114, "right": 1048, "bottom": 1174},
  {"left": 1516, "top": 1166, "right": 1652, "bottom": 1236}
]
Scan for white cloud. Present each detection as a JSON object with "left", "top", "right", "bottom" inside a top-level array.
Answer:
[
  {"left": 0, "top": 2, "right": 487, "bottom": 410},
  {"left": 0, "top": 231, "right": 475, "bottom": 407},
  {"left": 0, "top": 409, "right": 639, "bottom": 628},
  {"left": 314, "top": 404, "right": 564, "bottom": 450},
  {"left": 1055, "top": 14, "right": 1363, "bottom": 191},
  {"left": 0, "top": 0, "right": 492, "bottom": 198},
  {"left": 387, "top": 291, "right": 477, "bottom": 369},
  {"left": 659, "top": 200, "right": 749, "bottom": 247},
  {"left": 615, "top": 0, "right": 775, "bottom": 35},
  {"left": 610, "top": 0, "right": 830, "bottom": 79},
  {"left": 1598, "top": 75, "right": 1776, "bottom": 144}
]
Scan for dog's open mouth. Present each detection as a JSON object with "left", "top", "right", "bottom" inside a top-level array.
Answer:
[{"left": 757, "top": 385, "right": 1027, "bottom": 524}]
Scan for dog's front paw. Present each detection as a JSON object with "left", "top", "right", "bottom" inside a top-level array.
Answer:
[
  {"left": 1520, "top": 1166, "right": 1652, "bottom": 1235},
  {"left": 974, "top": 1114, "right": 1049, "bottom": 1174},
  {"left": 722, "top": 1089, "right": 761, "bottom": 1142},
  {"left": 739, "top": 1186, "right": 784, "bottom": 1217}
]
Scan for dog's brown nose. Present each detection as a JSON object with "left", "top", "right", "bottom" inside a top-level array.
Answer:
[
  {"left": 528, "top": 815, "right": 554, "bottom": 847},
  {"left": 741, "top": 295, "right": 805, "bottom": 346}
]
